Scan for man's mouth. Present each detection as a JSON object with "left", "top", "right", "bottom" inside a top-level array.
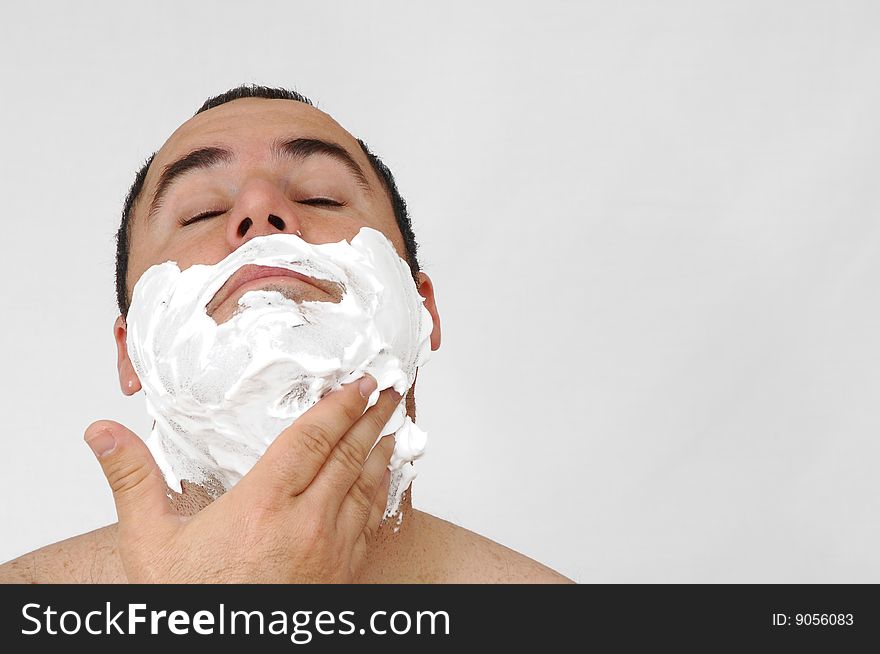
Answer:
[{"left": 206, "top": 264, "right": 343, "bottom": 320}]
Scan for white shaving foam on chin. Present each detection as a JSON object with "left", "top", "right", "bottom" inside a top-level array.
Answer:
[{"left": 125, "top": 227, "right": 432, "bottom": 517}]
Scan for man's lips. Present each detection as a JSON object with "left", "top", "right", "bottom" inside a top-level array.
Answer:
[{"left": 206, "top": 264, "right": 342, "bottom": 315}]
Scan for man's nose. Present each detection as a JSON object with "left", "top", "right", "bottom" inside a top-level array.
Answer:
[{"left": 226, "top": 178, "right": 303, "bottom": 248}]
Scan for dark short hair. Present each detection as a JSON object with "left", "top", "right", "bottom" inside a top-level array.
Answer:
[{"left": 115, "top": 84, "right": 420, "bottom": 315}]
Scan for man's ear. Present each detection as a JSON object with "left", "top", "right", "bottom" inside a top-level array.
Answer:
[
  {"left": 114, "top": 314, "right": 142, "bottom": 395},
  {"left": 416, "top": 272, "right": 441, "bottom": 351}
]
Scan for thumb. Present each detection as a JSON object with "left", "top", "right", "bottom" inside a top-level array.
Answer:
[{"left": 84, "top": 420, "right": 172, "bottom": 528}]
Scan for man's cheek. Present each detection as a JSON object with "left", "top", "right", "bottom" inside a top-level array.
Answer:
[{"left": 153, "top": 236, "right": 229, "bottom": 272}]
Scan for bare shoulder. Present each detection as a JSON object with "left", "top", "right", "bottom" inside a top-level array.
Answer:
[
  {"left": 407, "top": 510, "right": 574, "bottom": 583},
  {"left": 0, "top": 524, "right": 125, "bottom": 584}
]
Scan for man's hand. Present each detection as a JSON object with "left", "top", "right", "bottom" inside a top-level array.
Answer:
[{"left": 84, "top": 375, "right": 397, "bottom": 583}]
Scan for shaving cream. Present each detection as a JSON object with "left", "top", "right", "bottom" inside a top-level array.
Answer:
[{"left": 125, "top": 227, "right": 433, "bottom": 517}]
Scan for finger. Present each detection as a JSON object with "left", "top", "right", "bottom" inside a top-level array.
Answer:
[
  {"left": 309, "top": 388, "right": 401, "bottom": 510},
  {"left": 336, "top": 433, "right": 395, "bottom": 539},
  {"left": 346, "top": 463, "right": 393, "bottom": 571},
  {"left": 244, "top": 374, "right": 378, "bottom": 499},
  {"left": 84, "top": 420, "right": 173, "bottom": 533}
]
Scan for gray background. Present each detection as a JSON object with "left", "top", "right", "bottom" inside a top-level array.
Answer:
[{"left": 1, "top": 1, "right": 878, "bottom": 582}]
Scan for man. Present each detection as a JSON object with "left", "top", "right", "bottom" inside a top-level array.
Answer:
[{"left": 0, "top": 85, "right": 570, "bottom": 583}]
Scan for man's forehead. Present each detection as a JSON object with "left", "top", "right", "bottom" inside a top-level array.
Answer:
[{"left": 150, "top": 98, "right": 360, "bottom": 178}]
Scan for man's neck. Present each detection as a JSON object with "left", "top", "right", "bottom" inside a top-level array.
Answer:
[
  {"left": 169, "top": 477, "right": 420, "bottom": 581},
  {"left": 354, "top": 489, "right": 423, "bottom": 582}
]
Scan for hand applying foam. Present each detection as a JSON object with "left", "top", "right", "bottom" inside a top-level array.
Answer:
[{"left": 84, "top": 375, "right": 399, "bottom": 583}]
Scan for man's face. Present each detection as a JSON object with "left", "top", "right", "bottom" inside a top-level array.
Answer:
[
  {"left": 116, "top": 97, "right": 440, "bottom": 394},
  {"left": 127, "top": 98, "right": 406, "bottom": 306}
]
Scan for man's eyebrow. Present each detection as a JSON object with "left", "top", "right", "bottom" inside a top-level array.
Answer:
[
  {"left": 147, "top": 146, "right": 233, "bottom": 219},
  {"left": 271, "top": 136, "right": 373, "bottom": 196},
  {"left": 146, "top": 138, "right": 373, "bottom": 220}
]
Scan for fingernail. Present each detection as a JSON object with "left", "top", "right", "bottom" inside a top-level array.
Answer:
[
  {"left": 85, "top": 429, "right": 116, "bottom": 458},
  {"left": 358, "top": 375, "right": 378, "bottom": 399}
]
